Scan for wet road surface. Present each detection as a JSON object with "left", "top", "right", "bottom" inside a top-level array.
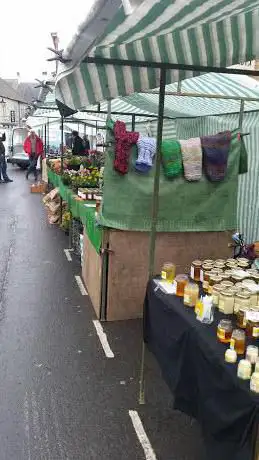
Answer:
[{"left": 0, "top": 168, "right": 205, "bottom": 459}]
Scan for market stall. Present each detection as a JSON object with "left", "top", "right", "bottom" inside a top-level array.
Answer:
[{"left": 44, "top": 1, "right": 259, "bottom": 458}]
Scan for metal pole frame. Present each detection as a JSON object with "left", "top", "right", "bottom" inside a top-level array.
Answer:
[
  {"left": 131, "top": 114, "right": 136, "bottom": 131},
  {"left": 60, "top": 116, "right": 64, "bottom": 223},
  {"left": 139, "top": 68, "right": 167, "bottom": 405}
]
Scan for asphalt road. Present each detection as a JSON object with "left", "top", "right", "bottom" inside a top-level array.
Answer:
[{"left": 0, "top": 167, "right": 206, "bottom": 460}]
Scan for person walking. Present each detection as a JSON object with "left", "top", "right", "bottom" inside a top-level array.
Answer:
[
  {"left": 23, "top": 131, "right": 44, "bottom": 181},
  {"left": 82, "top": 134, "right": 90, "bottom": 152},
  {"left": 0, "top": 133, "right": 13, "bottom": 183},
  {"left": 72, "top": 131, "right": 85, "bottom": 155}
]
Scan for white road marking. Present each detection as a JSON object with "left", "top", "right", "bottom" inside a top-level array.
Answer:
[
  {"left": 75, "top": 275, "right": 88, "bottom": 295},
  {"left": 64, "top": 249, "right": 72, "bottom": 262},
  {"left": 129, "top": 410, "right": 157, "bottom": 460},
  {"left": 92, "top": 320, "right": 115, "bottom": 358},
  {"left": 23, "top": 392, "right": 32, "bottom": 460}
]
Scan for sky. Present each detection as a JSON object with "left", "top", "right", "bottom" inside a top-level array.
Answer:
[{"left": 0, "top": 0, "right": 96, "bottom": 81}]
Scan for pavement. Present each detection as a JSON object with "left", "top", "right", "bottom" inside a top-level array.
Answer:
[{"left": 0, "top": 167, "right": 206, "bottom": 460}]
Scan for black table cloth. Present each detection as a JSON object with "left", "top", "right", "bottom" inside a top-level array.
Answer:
[{"left": 144, "top": 280, "right": 259, "bottom": 460}]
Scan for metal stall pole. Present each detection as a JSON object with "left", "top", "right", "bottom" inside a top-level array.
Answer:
[
  {"left": 139, "top": 68, "right": 167, "bottom": 405},
  {"left": 60, "top": 116, "right": 64, "bottom": 223},
  {"left": 132, "top": 114, "right": 136, "bottom": 131},
  {"left": 47, "top": 117, "right": 50, "bottom": 156},
  {"left": 239, "top": 99, "right": 245, "bottom": 129},
  {"left": 44, "top": 123, "right": 47, "bottom": 157}
]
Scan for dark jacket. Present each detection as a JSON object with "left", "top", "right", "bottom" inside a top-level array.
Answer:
[
  {"left": 0, "top": 141, "right": 5, "bottom": 156},
  {"left": 72, "top": 135, "right": 85, "bottom": 155}
]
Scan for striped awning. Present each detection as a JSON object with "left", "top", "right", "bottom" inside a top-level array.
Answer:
[{"left": 56, "top": 0, "right": 259, "bottom": 109}]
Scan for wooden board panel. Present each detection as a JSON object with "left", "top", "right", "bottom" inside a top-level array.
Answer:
[
  {"left": 106, "top": 230, "right": 233, "bottom": 321},
  {"left": 82, "top": 230, "right": 102, "bottom": 318}
]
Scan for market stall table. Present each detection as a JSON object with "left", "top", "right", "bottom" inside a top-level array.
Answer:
[{"left": 144, "top": 280, "right": 259, "bottom": 460}]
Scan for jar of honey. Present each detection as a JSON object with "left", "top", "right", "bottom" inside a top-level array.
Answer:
[
  {"left": 230, "top": 329, "right": 246, "bottom": 355},
  {"left": 218, "top": 290, "right": 235, "bottom": 315},
  {"left": 208, "top": 275, "right": 222, "bottom": 295},
  {"left": 246, "top": 312, "right": 259, "bottom": 339},
  {"left": 237, "top": 359, "right": 252, "bottom": 380},
  {"left": 250, "top": 372, "right": 259, "bottom": 393},
  {"left": 190, "top": 260, "right": 202, "bottom": 282},
  {"left": 244, "top": 287, "right": 258, "bottom": 307},
  {"left": 183, "top": 282, "right": 199, "bottom": 307},
  {"left": 236, "top": 307, "right": 248, "bottom": 329},
  {"left": 200, "top": 263, "right": 213, "bottom": 282},
  {"left": 212, "top": 284, "right": 224, "bottom": 307},
  {"left": 234, "top": 292, "right": 250, "bottom": 314},
  {"left": 246, "top": 345, "right": 259, "bottom": 364},
  {"left": 203, "top": 269, "right": 213, "bottom": 292},
  {"left": 217, "top": 319, "right": 233, "bottom": 343},
  {"left": 161, "top": 263, "right": 176, "bottom": 283},
  {"left": 175, "top": 274, "right": 188, "bottom": 297}
]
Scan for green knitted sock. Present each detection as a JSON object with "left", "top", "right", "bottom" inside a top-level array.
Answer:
[{"left": 161, "top": 139, "right": 183, "bottom": 178}]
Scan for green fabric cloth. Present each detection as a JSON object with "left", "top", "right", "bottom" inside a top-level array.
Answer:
[
  {"left": 161, "top": 139, "right": 183, "bottom": 178},
  {"left": 99, "top": 129, "right": 247, "bottom": 232},
  {"left": 47, "top": 169, "right": 102, "bottom": 253},
  {"left": 239, "top": 137, "right": 248, "bottom": 174}
]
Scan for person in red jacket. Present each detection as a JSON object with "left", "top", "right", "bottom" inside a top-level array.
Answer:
[{"left": 24, "top": 131, "right": 45, "bottom": 181}]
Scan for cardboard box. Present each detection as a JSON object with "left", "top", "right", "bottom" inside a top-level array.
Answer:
[{"left": 30, "top": 183, "right": 48, "bottom": 194}]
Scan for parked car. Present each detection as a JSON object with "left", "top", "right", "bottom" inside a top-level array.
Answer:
[{"left": 7, "top": 127, "right": 30, "bottom": 169}]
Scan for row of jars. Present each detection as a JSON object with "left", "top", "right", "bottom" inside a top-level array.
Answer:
[{"left": 191, "top": 258, "right": 259, "bottom": 284}]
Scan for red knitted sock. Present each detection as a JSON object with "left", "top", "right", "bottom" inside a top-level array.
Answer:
[{"left": 113, "top": 121, "right": 139, "bottom": 174}]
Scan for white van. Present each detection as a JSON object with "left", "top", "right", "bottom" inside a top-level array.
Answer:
[{"left": 8, "top": 127, "right": 29, "bottom": 169}]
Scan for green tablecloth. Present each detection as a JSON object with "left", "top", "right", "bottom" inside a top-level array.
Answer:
[{"left": 47, "top": 169, "right": 102, "bottom": 253}]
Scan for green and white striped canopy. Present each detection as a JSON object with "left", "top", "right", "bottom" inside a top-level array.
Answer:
[{"left": 56, "top": 0, "right": 259, "bottom": 109}]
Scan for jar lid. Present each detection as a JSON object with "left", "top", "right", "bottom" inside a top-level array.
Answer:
[
  {"left": 202, "top": 264, "right": 213, "bottom": 270},
  {"left": 247, "top": 345, "right": 258, "bottom": 353},
  {"left": 242, "top": 289, "right": 253, "bottom": 296},
  {"left": 203, "top": 259, "right": 214, "bottom": 264},
  {"left": 215, "top": 259, "right": 226, "bottom": 264},
  {"left": 236, "top": 292, "right": 251, "bottom": 299},
  {"left": 213, "top": 284, "right": 223, "bottom": 292},
  {"left": 219, "top": 319, "right": 232, "bottom": 327},
  {"left": 221, "top": 281, "right": 234, "bottom": 287},
  {"left": 192, "top": 260, "right": 202, "bottom": 266},
  {"left": 221, "top": 290, "right": 234, "bottom": 297}
]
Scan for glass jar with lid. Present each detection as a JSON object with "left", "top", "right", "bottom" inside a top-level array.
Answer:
[
  {"left": 218, "top": 290, "right": 235, "bottom": 315},
  {"left": 175, "top": 274, "right": 189, "bottom": 297},
  {"left": 190, "top": 260, "right": 202, "bottom": 282},
  {"left": 246, "top": 345, "right": 259, "bottom": 364},
  {"left": 244, "top": 287, "right": 258, "bottom": 307},
  {"left": 161, "top": 262, "right": 176, "bottom": 282},
  {"left": 217, "top": 319, "right": 233, "bottom": 343},
  {"left": 226, "top": 261, "right": 238, "bottom": 270},
  {"left": 208, "top": 275, "right": 222, "bottom": 294},
  {"left": 202, "top": 269, "right": 213, "bottom": 292},
  {"left": 224, "top": 269, "right": 233, "bottom": 278},
  {"left": 227, "top": 258, "right": 236, "bottom": 264},
  {"left": 230, "top": 329, "right": 246, "bottom": 355},
  {"left": 212, "top": 284, "right": 224, "bottom": 307},
  {"left": 237, "top": 359, "right": 252, "bottom": 380},
  {"left": 184, "top": 282, "right": 199, "bottom": 307},
  {"left": 251, "top": 273, "right": 259, "bottom": 284},
  {"left": 234, "top": 292, "right": 251, "bottom": 314},
  {"left": 246, "top": 312, "right": 259, "bottom": 339},
  {"left": 200, "top": 263, "right": 213, "bottom": 282},
  {"left": 250, "top": 372, "right": 259, "bottom": 393},
  {"left": 237, "top": 307, "right": 249, "bottom": 329}
]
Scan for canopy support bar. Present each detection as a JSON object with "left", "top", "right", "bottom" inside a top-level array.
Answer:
[
  {"left": 140, "top": 91, "right": 259, "bottom": 102},
  {"left": 239, "top": 100, "right": 245, "bottom": 129},
  {"left": 83, "top": 56, "right": 259, "bottom": 77},
  {"left": 139, "top": 68, "right": 166, "bottom": 406}
]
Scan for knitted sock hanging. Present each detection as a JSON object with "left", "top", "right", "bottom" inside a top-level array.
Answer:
[
  {"left": 161, "top": 139, "right": 183, "bottom": 178},
  {"left": 113, "top": 120, "right": 139, "bottom": 175},
  {"left": 179, "top": 137, "right": 202, "bottom": 181},
  {"left": 135, "top": 136, "right": 156, "bottom": 173},
  {"left": 201, "top": 131, "right": 231, "bottom": 182}
]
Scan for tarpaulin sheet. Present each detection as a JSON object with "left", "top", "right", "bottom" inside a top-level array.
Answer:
[
  {"left": 99, "top": 129, "right": 247, "bottom": 232},
  {"left": 47, "top": 169, "right": 102, "bottom": 253}
]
